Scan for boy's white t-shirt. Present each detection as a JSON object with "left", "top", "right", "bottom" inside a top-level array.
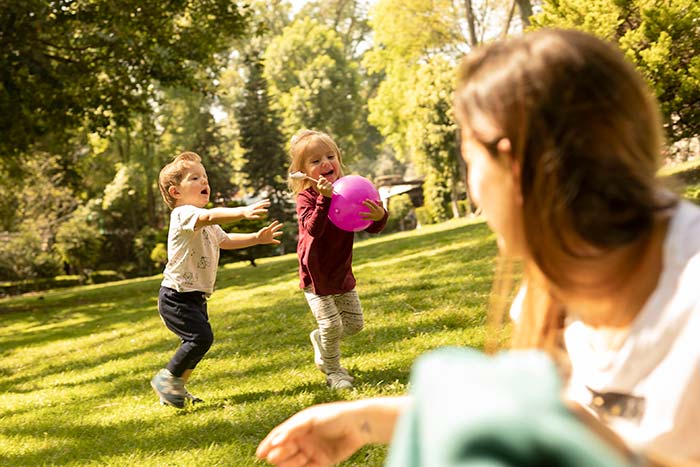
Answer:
[
  {"left": 161, "top": 205, "right": 229, "bottom": 296},
  {"left": 510, "top": 200, "right": 700, "bottom": 460}
]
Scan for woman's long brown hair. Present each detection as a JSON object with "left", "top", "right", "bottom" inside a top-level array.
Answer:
[{"left": 454, "top": 29, "right": 675, "bottom": 356}]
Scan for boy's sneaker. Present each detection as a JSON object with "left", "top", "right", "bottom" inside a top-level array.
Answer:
[
  {"left": 151, "top": 368, "right": 185, "bottom": 408},
  {"left": 310, "top": 329, "right": 355, "bottom": 382},
  {"left": 326, "top": 372, "right": 353, "bottom": 391},
  {"left": 159, "top": 389, "right": 203, "bottom": 406},
  {"left": 184, "top": 390, "right": 203, "bottom": 404}
]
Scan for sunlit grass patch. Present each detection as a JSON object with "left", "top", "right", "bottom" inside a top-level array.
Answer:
[{"left": 0, "top": 217, "right": 498, "bottom": 467}]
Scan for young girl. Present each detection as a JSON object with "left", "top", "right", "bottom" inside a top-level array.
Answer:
[
  {"left": 257, "top": 30, "right": 700, "bottom": 465},
  {"left": 288, "top": 129, "right": 388, "bottom": 390}
]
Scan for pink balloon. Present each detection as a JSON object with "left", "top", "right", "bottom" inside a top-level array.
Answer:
[{"left": 329, "top": 175, "right": 381, "bottom": 232}]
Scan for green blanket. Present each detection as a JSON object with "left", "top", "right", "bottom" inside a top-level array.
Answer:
[{"left": 386, "top": 347, "right": 630, "bottom": 467}]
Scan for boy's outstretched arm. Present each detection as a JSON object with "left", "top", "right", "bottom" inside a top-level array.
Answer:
[
  {"left": 219, "top": 220, "right": 283, "bottom": 250},
  {"left": 195, "top": 199, "right": 271, "bottom": 229}
]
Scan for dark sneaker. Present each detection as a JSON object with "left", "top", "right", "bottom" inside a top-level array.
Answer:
[
  {"left": 310, "top": 329, "right": 355, "bottom": 382},
  {"left": 184, "top": 390, "right": 203, "bottom": 404},
  {"left": 160, "top": 389, "right": 203, "bottom": 406},
  {"left": 151, "top": 369, "right": 185, "bottom": 408}
]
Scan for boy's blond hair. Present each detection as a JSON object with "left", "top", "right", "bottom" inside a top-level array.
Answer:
[
  {"left": 159, "top": 151, "right": 202, "bottom": 209},
  {"left": 288, "top": 129, "right": 344, "bottom": 196}
]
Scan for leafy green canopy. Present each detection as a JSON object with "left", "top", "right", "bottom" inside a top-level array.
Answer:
[
  {"left": 532, "top": 0, "right": 700, "bottom": 142},
  {"left": 0, "top": 0, "right": 250, "bottom": 161},
  {"left": 263, "top": 18, "right": 361, "bottom": 160}
]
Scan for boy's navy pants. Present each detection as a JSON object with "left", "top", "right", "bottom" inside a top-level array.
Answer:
[{"left": 158, "top": 286, "right": 214, "bottom": 377}]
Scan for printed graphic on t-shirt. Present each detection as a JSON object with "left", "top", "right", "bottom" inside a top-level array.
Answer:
[
  {"left": 197, "top": 256, "right": 210, "bottom": 269},
  {"left": 587, "top": 386, "right": 645, "bottom": 424},
  {"left": 182, "top": 271, "right": 194, "bottom": 286}
]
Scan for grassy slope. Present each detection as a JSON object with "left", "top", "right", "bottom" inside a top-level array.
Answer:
[{"left": 0, "top": 217, "right": 497, "bottom": 467}]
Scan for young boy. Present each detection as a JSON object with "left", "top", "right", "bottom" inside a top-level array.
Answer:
[{"left": 152, "top": 151, "right": 283, "bottom": 408}]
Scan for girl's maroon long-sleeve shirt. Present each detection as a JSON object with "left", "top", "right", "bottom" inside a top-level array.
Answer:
[{"left": 296, "top": 187, "right": 388, "bottom": 295}]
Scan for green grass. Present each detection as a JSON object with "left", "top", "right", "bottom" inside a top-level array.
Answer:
[{"left": 0, "top": 218, "right": 497, "bottom": 467}]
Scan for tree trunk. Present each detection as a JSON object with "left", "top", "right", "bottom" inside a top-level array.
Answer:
[
  {"left": 502, "top": 0, "right": 517, "bottom": 37},
  {"left": 515, "top": 0, "right": 533, "bottom": 28},
  {"left": 462, "top": 0, "right": 478, "bottom": 47}
]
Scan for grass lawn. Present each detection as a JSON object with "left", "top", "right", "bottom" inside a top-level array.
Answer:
[{"left": 0, "top": 217, "right": 499, "bottom": 467}]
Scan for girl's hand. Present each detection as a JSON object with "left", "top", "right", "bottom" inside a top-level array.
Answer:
[
  {"left": 256, "top": 220, "right": 283, "bottom": 245},
  {"left": 316, "top": 176, "right": 334, "bottom": 198},
  {"left": 244, "top": 199, "right": 271, "bottom": 219},
  {"left": 359, "top": 199, "right": 386, "bottom": 222},
  {"left": 256, "top": 402, "right": 370, "bottom": 467}
]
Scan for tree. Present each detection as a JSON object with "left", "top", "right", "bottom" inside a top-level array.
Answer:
[
  {"left": 532, "top": 0, "right": 700, "bottom": 142},
  {"left": 406, "top": 56, "right": 460, "bottom": 223},
  {"left": 237, "top": 54, "right": 289, "bottom": 222},
  {"left": 297, "top": 0, "right": 374, "bottom": 60},
  {"left": 295, "top": 0, "right": 385, "bottom": 174},
  {"left": 0, "top": 0, "right": 249, "bottom": 166},
  {"left": 263, "top": 18, "right": 362, "bottom": 160}
]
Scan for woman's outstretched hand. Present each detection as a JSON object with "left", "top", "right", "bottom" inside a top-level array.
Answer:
[
  {"left": 257, "top": 397, "right": 409, "bottom": 467},
  {"left": 256, "top": 401, "right": 370, "bottom": 467}
]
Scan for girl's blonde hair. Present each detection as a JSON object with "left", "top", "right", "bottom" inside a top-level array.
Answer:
[
  {"left": 158, "top": 151, "right": 202, "bottom": 209},
  {"left": 288, "top": 129, "right": 344, "bottom": 196},
  {"left": 453, "top": 29, "right": 675, "bottom": 357}
]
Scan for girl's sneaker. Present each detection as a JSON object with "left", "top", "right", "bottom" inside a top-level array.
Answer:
[
  {"left": 326, "top": 372, "right": 353, "bottom": 391},
  {"left": 151, "top": 369, "right": 185, "bottom": 408},
  {"left": 310, "top": 330, "right": 355, "bottom": 382}
]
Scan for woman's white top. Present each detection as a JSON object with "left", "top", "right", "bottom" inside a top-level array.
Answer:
[{"left": 512, "top": 200, "right": 700, "bottom": 459}]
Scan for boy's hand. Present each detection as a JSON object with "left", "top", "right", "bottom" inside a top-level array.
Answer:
[
  {"left": 256, "top": 220, "right": 283, "bottom": 245},
  {"left": 359, "top": 200, "right": 386, "bottom": 222},
  {"left": 244, "top": 199, "right": 271, "bottom": 219}
]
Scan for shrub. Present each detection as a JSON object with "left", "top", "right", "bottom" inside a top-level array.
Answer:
[
  {"left": 150, "top": 243, "right": 168, "bottom": 270},
  {"left": 55, "top": 206, "right": 105, "bottom": 277},
  {"left": 88, "top": 270, "right": 124, "bottom": 284},
  {"left": 0, "top": 229, "right": 62, "bottom": 281},
  {"left": 414, "top": 207, "right": 434, "bottom": 227},
  {"left": 133, "top": 226, "right": 160, "bottom": 276},
  {"left": 385, "top": 194, "right": 415, "bottom": 232}
]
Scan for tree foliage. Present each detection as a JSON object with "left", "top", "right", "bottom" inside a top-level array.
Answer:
[
  {"left": 0, "top": 0, "right": 249, "bottom": 165},
  {"left": 237, "top": 53, "right": 289, "bottom": 222},
  {"left": 406, "top": 56, "right": 460, "bottom": 223},
  {"left": 297, "top": 0, "right": 375, "bottom": 59},
  {"left": 263, "top": 18, "right": 361, "bottom": 159},
  {"left": 532, "top": 0, "right": 700, "bottom": 142}
]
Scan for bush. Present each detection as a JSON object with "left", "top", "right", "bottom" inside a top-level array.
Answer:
[
  {"left": 457, "top": 200, "right": 472, "bottom": 217},
  {"left": 422, "top": 172, "right": 451, "bottom": 224},
  {"left": 150, "top": 243, "right": 168, "bottom": 270},
  {"left": 133, "top": 226, "right": 160, "bottom": 276},
  {"left": 0, "top": 229, "right": 63, "bottom": 281},
  {"left": 414, "top": 207, "right": 434, "bottom": 227},
  {"left": 88, "top": 270, "right": 124, "bottom": 284},
  {"left": 55, "top": 205, "right": 105, "bottom": 277},
  {"left": 385, "top": 194, "right": 415, "bottom": 233},
  {"left": 0, "top": 275, "right": 83, "bottom": 297}
]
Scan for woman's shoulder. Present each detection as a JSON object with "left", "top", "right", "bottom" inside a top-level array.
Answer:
[
  {"left": 669, "top": 200, "right": 700, "bottom": 250},
  {"left": 665, "top": 200, "right": 700, "bottom": 267}
]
